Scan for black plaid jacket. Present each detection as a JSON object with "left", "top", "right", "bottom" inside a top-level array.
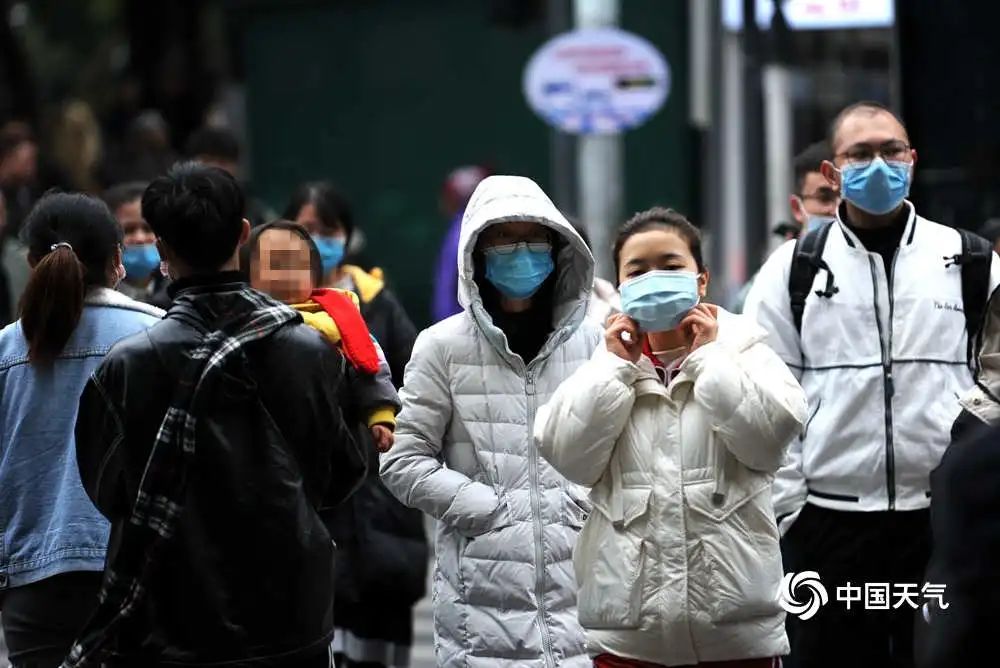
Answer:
[{"left": 71, "top": 274, "right": 366, "bottom": 667}]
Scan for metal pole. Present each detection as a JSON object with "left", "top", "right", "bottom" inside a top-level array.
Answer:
[
  {"left": 697, "top": 0, "right": 726, "bottom": 303},
  {"left": 742, "top": 0, "right": 768, "bottom": 276},
  {"left": 762, "top": 2, "right": 793, "bottom": 256},
  {"left": 762, "top": 65, "right": 792, "bottom": 253},
  {"left": 574, "top": 0, "right": 622, "bottom": 281},
  {"left": 548, "top": 0, "right": 577, "bottom": 217}
]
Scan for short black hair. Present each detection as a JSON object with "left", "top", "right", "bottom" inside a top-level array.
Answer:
[
  {"left": 102, "top": 181, "right": 148, "bottom": 215},
  {"left": 613, "top": 207, "right": 705, "bottom": 280},
  {"left": 828, "top": 101, "right": 908, "bottom": 152},
  {"left": 283, "top": 181, "right": 355, "bottom": 247},
  {"left": 240, "top": 219, "right": 323, "bottom": 288},
  {"left": 184, "top": 126, "right": 240, "bottom": 162},
  {"left": 142, "top": 162, "right": 245, "bottom": 272},
  {"left": 793, "top": 141, "right": 832, "bottom": 194}
]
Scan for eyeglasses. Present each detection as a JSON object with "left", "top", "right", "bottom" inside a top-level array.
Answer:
[
  {"left": 484, "top": 241, "right": 552, "bottom": 255},
  {"left": 836, "top": 140, "right": 911, "bottom": 166},
  {"left": 799, "top": 188, "right": 840, "bottom": 206}
]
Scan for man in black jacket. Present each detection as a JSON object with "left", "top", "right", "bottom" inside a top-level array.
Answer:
[
  {"left": 72, "top": 162, "right": 366, "bottom": 667},
  {"left": 918, "top": 422, "right": 1000, "bottom": 667}
]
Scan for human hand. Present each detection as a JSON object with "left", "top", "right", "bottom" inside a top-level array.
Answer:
[
  {"left": 679, "top": 304, "right": 719, "bottom": 352},
  {"left": 371, "top": 425, "right": 395, "bottom": 453},
  {"left": 605, "top": 313, "right": 643, "bottom": 364}
]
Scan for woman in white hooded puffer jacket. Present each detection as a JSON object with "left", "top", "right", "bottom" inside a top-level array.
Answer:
[
  {"left": 535, "top": 208, "right": 807, "bottom": 667},
  {"left": 380, "top": 175, "right": 600, "bottom": 667}
]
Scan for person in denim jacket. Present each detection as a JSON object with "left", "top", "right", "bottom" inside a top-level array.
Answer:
[{"left": 0, "top": 192, "right": 162, "bottom": 667}]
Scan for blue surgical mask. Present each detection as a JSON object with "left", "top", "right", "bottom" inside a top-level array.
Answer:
[
  {"left": 620, "top": 270, "right": 700, "bottom": 332},
  {"left": 484, "top": 242, "right": 554, "bottom": 299},
  {"left": 840, "top": 157, "right": 911, "bottom": 215},
  {"left": 312, "top": 236, "right": 345, "bottom": 276},
  {"left": 806, "top": 215, "right": 836, "bottom": 234},
  {"left": 122, "top": 243, "right": 160, "bottom": 280}
]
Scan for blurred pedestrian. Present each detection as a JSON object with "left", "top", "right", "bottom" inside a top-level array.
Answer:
[
  {"left": 381, "top": 175, "right": 600, "bottom": 667},
  {"left": 432, "top": 165, "right": 490, "bottom": 322},
  {"left": 536, "top": 207, "right": 806, "bottom": 667},
  {"left": 185, "top": 126, "right": 275, "bottom": 227},
  {"left": 744, "top": 101, "right": 1000, "bottom": 668},
  {"left": 103, "top": 181, "right": 172, "bottom": 310},
  {"left": 0, "top": 193, "right": 163, "bottom": 667},
  {"left": 285, "top": 181, "right": 417, "bottom": 387},
  {"left": 0, "top": 122, "right": 40, "bottom": 238},
  {"left": 70, "top": 163, "right": 367, "bottom": 667},
  {"left": 731, "top": 141, "right": 839, "bottom": 313},
  {"left": 98, "top": 110, "right": 177, "bottom": 187},
  {"left": 51, "top": 100, "right": 103, "bottom": 194}
]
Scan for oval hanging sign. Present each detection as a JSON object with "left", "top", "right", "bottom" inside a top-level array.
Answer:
[{"left": 523, "top": 27, "right": 670, "bottom": 135}]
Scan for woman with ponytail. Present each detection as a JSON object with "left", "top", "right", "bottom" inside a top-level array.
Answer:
[{"left": 0, "top": 192, "right": 163, "bottom": 667}]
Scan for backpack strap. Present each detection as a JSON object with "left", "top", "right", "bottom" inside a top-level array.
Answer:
[
  {"left": 788, "top": 221, "right": 836, "bottom": 336},
  {"left": 952, "top": 229, "right": 993, "bottom": 368}
]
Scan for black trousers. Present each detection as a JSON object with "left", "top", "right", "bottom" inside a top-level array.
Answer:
[
  {"left": 0, "top": 571, "right": 102, "bottom": 668},
  {"left": 781, "top": 504, "right": 931, "bottom": 668}
]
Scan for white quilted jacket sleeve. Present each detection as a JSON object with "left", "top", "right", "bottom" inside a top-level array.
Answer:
[
  {"left": 687, "top": 338, "right": 808, "bottom": 473},
  {"left": 380, "top": 329, "right": 502, "bottom": 534},
  {"left": 534, "top": 346, "right": 639, "bottom": 486}
]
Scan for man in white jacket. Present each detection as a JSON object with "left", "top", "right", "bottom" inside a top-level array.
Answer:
[
  {"left": 745, "top": 101, "right": 1000, "bottom": 668},
  {"left": 380, "top": 175, "right": 600, "bottom": 667}
]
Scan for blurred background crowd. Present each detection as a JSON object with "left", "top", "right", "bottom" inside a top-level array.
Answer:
[{"left": 1, "top": 0, "right": 996, "bottom": 334}]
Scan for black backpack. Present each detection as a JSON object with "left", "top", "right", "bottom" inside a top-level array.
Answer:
[{"left": 787, "top": 221, "right": 993, "bottom": 366}]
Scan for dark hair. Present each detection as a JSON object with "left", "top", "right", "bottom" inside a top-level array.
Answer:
[
  {"left": 102, "top": 181, "right": 148, "bottom": 214},
  {"left": 979, "top": 218, "right": 1000, "bottom": 245},
  {"left": 240, "top": 219, "right": 323, "bottom": 287},
  {"left": 793, "top": 141, "right": 832, "bottom": 193},
  {"left": 184, "top": 126, "right": 240, "bottom": 162},
  {"left": 828, "top": 101, "right": 908, "bottom": 151},
  {"left": 283, "top": 181, "right": 355, "bottom": 247},
  {"left": 142, "top": 161, "right": 245, "bottom": 272},
  {"left": 613, "top": 207, "right": 705, "bottom": 278},
  {"left": 19, "top": 192, "right": 123, "bottom": 364}
]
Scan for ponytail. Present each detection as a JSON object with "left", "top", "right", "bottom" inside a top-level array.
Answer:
[{"left": 20, "top": 244, "right": 86, "bottom": 365}]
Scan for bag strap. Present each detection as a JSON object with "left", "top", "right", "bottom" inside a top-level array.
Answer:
[
  {"left": 788, "top": 221, "right": 835, "bottom": 336},
  {"left": 953, "top": 229, "right": 993, "bottom": 368}
]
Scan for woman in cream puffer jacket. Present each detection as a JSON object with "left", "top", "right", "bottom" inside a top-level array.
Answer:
[{"left": 535, "top": 207, "right": 807, "bottom": 666}]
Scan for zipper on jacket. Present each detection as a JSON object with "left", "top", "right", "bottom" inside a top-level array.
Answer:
[
  {"left": 868, "top": 252, "right": 898, "bottom": 511},
  {"left": 525, "top": 367, "right": 556, "bottom": 668}
]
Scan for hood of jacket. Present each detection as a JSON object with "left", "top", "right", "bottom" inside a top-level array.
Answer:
[{"left": 457, "top": 175, "right": 594, "bottom": 347}]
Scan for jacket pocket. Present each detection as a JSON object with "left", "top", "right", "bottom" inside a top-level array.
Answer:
[
  {"left": 687, "top": 484, "right": 783, "bottom": 623},
  {"left": 575, "top": 486, "right": 651, "bottom": 630},
  {"left": 562, "top": 485, "right": 592, "bottom": 530}
]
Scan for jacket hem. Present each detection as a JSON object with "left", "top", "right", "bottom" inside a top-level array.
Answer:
[
  {"left": 104, "top": 628, "right": 336, "bottom": 666},
  {"left": 3, "top": 551, "right": 107, "bottom": 588},
  {"left": 585, "top": 619, "right": 787, "bottom": 664},
  {"left": 804, "top": 493, "right": 931, "bottom": 512}
]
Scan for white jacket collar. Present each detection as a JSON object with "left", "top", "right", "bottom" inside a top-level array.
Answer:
[
  {"left": 85, "top": 287, "right": 165, "bottom": 319},
  {"left": 835, "top": 200, "right": 918, "bottom": 251}
]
